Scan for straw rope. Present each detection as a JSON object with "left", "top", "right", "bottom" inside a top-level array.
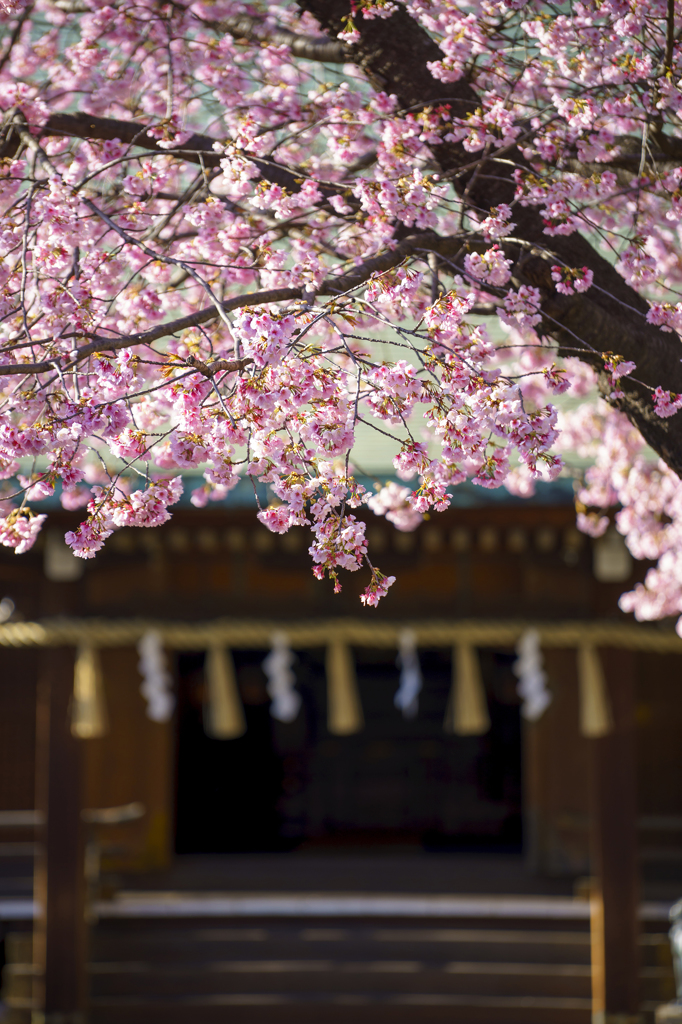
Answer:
[{"left": 0, "top": 617, "right": 681, "bottom": 652}]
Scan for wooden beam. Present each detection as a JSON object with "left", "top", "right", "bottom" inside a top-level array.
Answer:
[
  {"left": 589, "top": 647, "right": 642, "bottom": 1024},
  {"left": 33, "top": 646, "right": 87, "bottom": 1023}
]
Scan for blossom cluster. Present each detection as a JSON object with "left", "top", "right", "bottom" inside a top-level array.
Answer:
[
  {"left": 558, "top": 401, "right": 682, "bottom": 637},
  {"left": 0, "top": 0, "right": 680, "bottom": 616}
]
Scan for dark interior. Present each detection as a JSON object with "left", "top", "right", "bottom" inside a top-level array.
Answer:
[{"left": 174, "top": 647, "right": 522, "bottom": 854}]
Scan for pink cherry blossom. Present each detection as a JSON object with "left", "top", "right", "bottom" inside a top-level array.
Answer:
[
  {"left": 653, "top": 387, "right": 682, "bottom": 419},
  {"left": 0, "top": 512, "right": 46, "bottom": 553},
  {"left": 258, "top": 506, "right": 293, "bottom": 534},
  {"left": 368, "top": 482, "right": 423, "bottom": 531},
  {"left": 360, "top": 570, "right": 397, "bottom": 607},
  {"left": 0, "top": 0, "right": 680, "bottom": 611},
  {"left": 464, "top": 245, "right": 513, "bottom": 287},
  {"left": 550, "top": 265, "right": 594, "bottom": 295}
]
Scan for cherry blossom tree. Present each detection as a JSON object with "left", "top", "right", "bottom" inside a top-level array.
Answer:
[{"left": 2, "top": 0, "right": 682, "bottom": 616}]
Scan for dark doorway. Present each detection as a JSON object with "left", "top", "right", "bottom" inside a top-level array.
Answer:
[
  {"left": 174, "top": 647, "right": 522, "bottom": 854},
  {"left": 175, "top": 650, "right": 284, "bottom": 853}
]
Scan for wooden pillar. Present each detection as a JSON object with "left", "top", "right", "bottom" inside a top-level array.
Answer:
[
  {"left": 34, "top": 646, "right": 87, "bottom": 1023},
  {"left": 590, "top": 647, "right": 642, "bottom": 1024}
]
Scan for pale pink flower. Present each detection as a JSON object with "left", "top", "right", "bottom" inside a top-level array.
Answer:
[
  {"left": 368, "top": 482, "right": 423, "bottom": 531},
  {"left": 360, "top": 572, "right": 396, "bottom": 607},
  {"left": 653, "top": 387, "right": 682, "bottom": 418},
  {"left": 258, "top": 506, "right": 292, "bottom": 534},
  {"left": 0, "top": 513, "right": 46, "bottom": 554}
]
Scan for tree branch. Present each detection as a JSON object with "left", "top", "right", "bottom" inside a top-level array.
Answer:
[
  {"left": 324, "top": 230, "right": 463, "bottom": 293},
  {"left": 562, "top": 132, "right": 682, "bottom": 178},
  {"left": 0, "top": 4, "right": 32, "bottom": 75},
  {"left": 48, "top": 4, "right": 349, "bottom": 62},
  {"left": 203, "top": 13, "right": 348, "bottom": 63},
  {"left": 184, "top": 354, "right": 254, "bottom": 377},
  {"left": 0, "top": 111, "right": 342, "bottom": 202},
  {"left": 0, "top": 231, "right": 464, "bottom": 375},
  {"left": 0, "top": 288, "right": 301, "bottom": 375}
]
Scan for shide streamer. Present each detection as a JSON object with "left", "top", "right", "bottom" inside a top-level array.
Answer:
[{"left": 0, "top": 0, "right": 682, "bottom": 618}]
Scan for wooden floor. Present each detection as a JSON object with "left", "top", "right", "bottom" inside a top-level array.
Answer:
[
  {"left": 113, "top": 850, "right": 578, "bottom": 897},
  {"left": 111, "top": 849, "right": 682, "bottom": 901}
]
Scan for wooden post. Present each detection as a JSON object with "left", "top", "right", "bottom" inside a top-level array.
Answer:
[
  {"left": 34, "top": 646, "right": 87, "bottom": 1023},
  {"left": 589, "top": 647, "right": 642, "bottom": 1024}
]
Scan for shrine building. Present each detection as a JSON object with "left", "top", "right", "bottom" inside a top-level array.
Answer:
[{"left": 0, "top": 474, "right": 681, "bottom": 1024}]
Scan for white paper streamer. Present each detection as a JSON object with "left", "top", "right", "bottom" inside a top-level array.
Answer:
[
  {"left": 394, "top": 629, "right": 423, "bottom": 719},
  {"left": 262, "top": 631, "right": 301, "bottom": 723},
  {"left": 513, "top": 629, "right": 552, "bottom": 722},
  {"left": 137, "top": 630, "right": 175, "bottom": 723}
]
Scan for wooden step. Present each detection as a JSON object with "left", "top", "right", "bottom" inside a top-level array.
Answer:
[
  {"left": 91, "top": 923, "right": 594, "bottom": 965},
  {"left": 89, "top": 992, "right": 593, "bottom": 1024},
  {"left": 85, "top": 904, "right": 674, "bottom": 1024},
  {"left": 88, "top": 959, "right": 593, "bottom": 999}
]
